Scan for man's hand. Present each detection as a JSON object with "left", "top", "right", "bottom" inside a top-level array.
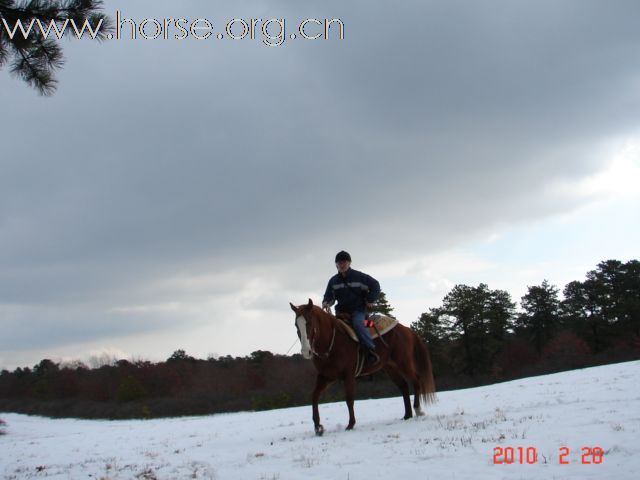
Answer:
[{"left": 322, "top": 301, "right": 333, "bottom": 313}]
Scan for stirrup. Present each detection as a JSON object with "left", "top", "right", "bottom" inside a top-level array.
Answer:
[{"left": 366, "top": 349, "right": 379, "bottom": 366}]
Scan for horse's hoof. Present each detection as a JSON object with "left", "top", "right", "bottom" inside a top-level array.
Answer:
[
  {"left": 315, "top": 425, "right": 324, "bottom": 436},
  {"left": 403, "top": 414, "right": 412, "bottom": 420},
  {"left": 346, "top": 423, "right": 355, "bottom": 431}
]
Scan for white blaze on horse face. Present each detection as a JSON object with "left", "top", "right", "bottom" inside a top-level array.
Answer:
[{"left": 296, "top": 315, "right": 313, "bottom": 359}]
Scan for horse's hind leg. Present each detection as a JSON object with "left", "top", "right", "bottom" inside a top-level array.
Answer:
[
  {"left": 312, "top": 375, "right": 331, "bottom": 436},
  {"left": 413, "top": 382, "right": 425, "bottom": 417},
  {"left": 344, "top": 374, "right": 356, "bottom": 430},
  {"left": 385, "top": 367, "right": 412, "bottom": 420}
]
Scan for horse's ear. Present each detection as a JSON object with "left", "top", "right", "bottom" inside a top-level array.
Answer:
[
  {"left": 290, "top": 302, "right": 299, "bottom": 313},
  {"left": 308, "top": 298, "right": 314, "bottom": 308}
]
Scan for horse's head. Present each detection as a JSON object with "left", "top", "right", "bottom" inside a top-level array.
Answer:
[{"left": 290, "top": 299, "right": 320, "bottom": 359}]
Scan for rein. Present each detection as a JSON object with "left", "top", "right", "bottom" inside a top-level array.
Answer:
[{"left": 307, "top": 312, "right": 337, "bottom": 359}]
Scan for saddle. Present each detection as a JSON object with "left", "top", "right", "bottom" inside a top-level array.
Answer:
[{"left": 335, "top": 313, "right": 399, "bottom": 343}]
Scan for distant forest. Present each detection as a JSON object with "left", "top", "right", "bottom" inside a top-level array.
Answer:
[{"left": 1, "top": 259, "right": 638, "bottom": 420}]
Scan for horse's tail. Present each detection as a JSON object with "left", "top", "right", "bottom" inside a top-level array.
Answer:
[{"left": 413, "top": 330, "right": 437, "bottom": 404}]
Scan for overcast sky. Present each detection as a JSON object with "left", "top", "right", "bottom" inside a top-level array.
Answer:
[{"left": 1, "top": 0, "right": 639, "bottom": 370}]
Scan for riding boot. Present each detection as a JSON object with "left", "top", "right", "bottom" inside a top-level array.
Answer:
[{"left": 366, "top": 347, "right": 380, "bottom": 367}]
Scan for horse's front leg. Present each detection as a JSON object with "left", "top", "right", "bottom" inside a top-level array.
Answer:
[
  {"left": 312, "top": 374, "right": 330, "bottom": 436},
  {"left": 344, "top": 374, "right": 356, "bottom": 430}
]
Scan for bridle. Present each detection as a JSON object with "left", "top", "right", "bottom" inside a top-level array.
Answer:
[{"left": 299, "top": 310, "right": 337, "bottom": 359}]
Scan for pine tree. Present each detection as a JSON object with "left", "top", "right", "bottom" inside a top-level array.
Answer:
[
  {"left": 167, "top": 349, "right": 195, "bottom": 363},
  {"left": 412, "top": 307, "right": 448, "bottom": 346},
  {"left": 437, "top": 283, "right": 515, "bottom": 375},
  {"left": 517, "top": 280, "right": 561, "bottom": 353},
  {"left": 369, "top": 290, "right": 395, "bottom": 317},
  {"left": 561, "top": 260, "right": 640, "bottom": 351},
  {"left": 0, "top": 0, "right": 111, "bottom": 94},
  {"left": 411, "top": 307, "right": 451, "bottom": 374}
]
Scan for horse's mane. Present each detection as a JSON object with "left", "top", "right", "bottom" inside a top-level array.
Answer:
[{"left": 308, "top": 305, "right": 352, "bottom": 337}]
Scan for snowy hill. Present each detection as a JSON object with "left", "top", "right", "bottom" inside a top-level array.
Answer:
[{"left": 1, "top": 361, "right": 639, "bottom": 479}]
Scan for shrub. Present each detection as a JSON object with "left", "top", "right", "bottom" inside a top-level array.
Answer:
[
  {"left": 541, "top": 331, "right": 592, "bottom": 369},
  {"left": 492, "top": 338, "right": 538, "bottom": 378},
  {"left": 251, "top": 391, "right": 291, "bottom": 411},
  {"left": 116, "top": 376, "right": 147, "bottom": 403}
]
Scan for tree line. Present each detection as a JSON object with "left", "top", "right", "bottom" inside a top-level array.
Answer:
[
  {"left": 410, "top": 259, "right": 639, "bottom": 387},
  {"left": 0, "top": 350, "right": 319, "bottom": 419},
  {"left": 0, "top": 258, "right": 638, "bottom": 419}
]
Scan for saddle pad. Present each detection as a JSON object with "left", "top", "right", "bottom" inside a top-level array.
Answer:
[{"left": 340, "top": 313, "right": 399, "bottom": 343}]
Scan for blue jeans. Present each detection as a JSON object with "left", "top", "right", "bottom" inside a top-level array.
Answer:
[{"left": 350, "top": 310, "right": 375, "bottom": 350}]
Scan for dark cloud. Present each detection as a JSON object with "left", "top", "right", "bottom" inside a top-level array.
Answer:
[{"left": 2, "top": 0, "right": 640, "bottom": 366}]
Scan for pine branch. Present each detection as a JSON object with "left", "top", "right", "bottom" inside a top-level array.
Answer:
[
  {"left": 1, "top": 0, "right": 112, "bottom": 94},
  {"left": 11, "top": 38, "right": 61, "bottom": 94},
  {"left": 0, "top": 41, "right": 8, "bottom": 67}
]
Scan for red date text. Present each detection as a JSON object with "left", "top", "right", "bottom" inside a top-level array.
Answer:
[{"left": 493, "top": 446, "right": 603, "bottom": 465}]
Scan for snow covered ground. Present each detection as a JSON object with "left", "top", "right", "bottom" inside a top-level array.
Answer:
[{"left": 1, "top": 360, "right": 639, "bottom": 479}]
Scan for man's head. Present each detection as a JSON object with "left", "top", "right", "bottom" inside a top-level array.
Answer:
[{"left": 335, "top": 250, "right": 351, "bottom": 274}]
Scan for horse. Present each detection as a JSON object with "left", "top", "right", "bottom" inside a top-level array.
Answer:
[{"left": 290, "top": 299, "right": 436, "bottom": 436}]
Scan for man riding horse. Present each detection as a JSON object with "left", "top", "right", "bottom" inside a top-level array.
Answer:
[{"left": 322, "top": 251, "right": 381, "bottom": 366}]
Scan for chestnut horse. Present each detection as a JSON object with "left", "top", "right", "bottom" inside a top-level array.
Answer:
[{"left": 290, "top": 299, "right": 436, "bottom": 436}]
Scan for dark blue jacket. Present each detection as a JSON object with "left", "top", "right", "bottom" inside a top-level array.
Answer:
[{"left": 323, "top": 268, "right": 381, "bottom": 314}]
